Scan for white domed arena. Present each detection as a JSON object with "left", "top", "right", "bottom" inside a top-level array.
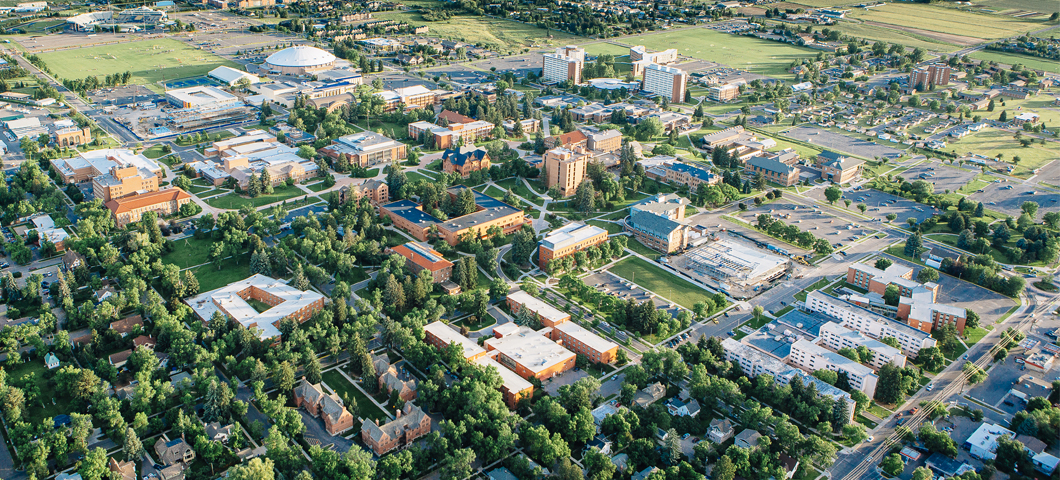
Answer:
[{"left": 263, "top": 46, "right": 337, "bottom": 75}]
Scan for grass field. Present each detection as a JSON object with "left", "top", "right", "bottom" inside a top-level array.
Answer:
[
  {"left": 36, "top": 38, "right": 239, "bottom": 93},
  {"left": 373, "top": 11, "right": 584, "bottom": 54},
  {"left": 7, "top": 360, "right": 63, "bottom": 425},
  {"left": 971, "top": 0, "right": 1060, "bottom": 14},
  {"left": 825, "top": 21, "right": 965, "bottom": 52},
  {"left": 189, "top": 254, "right": 252, "bottom": 292},
  {"left": 611, "top": 27, "right": 818, "bottom": 78},
  {"left": 608, "top": 256, "right": 713, "bottom": 310},
  {"left": 321, "top": 370, "right": 388, "bottom": 422},
  {"left": 205, "top": 184, "right": 309, "bottom": 210},
  {"left": 161, "top": 236, "right": 218, "bottom": 269},
  {"left": 496, "top": 177, "right": 544, "bottom": 205},
  {"left": 405, "top": 171, "right": 436, "bottom": 183},
  {"left": 581, "top": 42, "right": 632, "bottom": 56},
  {"left": 969, "top": 50, "right": 1060, "bottom": 74},
  {"left": 847, "top": 4, "right": 1048, "bottom": 40},
  {"left": 947, "top": 129, "right": 1056, "bottom": 178}
]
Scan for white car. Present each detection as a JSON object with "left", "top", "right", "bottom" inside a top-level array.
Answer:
[{"left": 926, "top": 383, "right": 934, "bottom": 391}]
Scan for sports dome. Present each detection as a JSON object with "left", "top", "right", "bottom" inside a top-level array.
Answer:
[{"left": 264, "top": 46, "right": 337, "bottom": 75}]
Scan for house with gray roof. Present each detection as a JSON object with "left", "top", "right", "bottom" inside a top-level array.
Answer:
[
  {"left": 360, "top": 402, "right": 432, "bottom": 456},
  {"left": 625, "top": 208, "right": 689, "bottom": 253},
  {"left": 154, "top": 437, "right": 195, "bottom": 465}
]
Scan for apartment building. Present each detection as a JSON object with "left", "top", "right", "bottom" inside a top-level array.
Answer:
[
  {"left": 709, "top": 84, "right": 740, "bottom": 102},
  {"left": 424, "top": 321, "right": 488, "bottom": 360},
  {"left": 377, "top": 85, "right": 437, "bottom": 112},
  {"left": 390, "top": 242, "right": 454, "bottom": 284},
  {"left": 817, "top": 151, "right": 864, "bottom": 184},
  {"left": 910, "top": 63, "right": 951, "bottom": 91},
  {"left": 338, "top": 179, "right": 388, "bottom": 205},
  {"left": 319, "top": 131, "right": 408, "bottom": 168},
  {"left": 93, "top": 164, "right": 160, "bottom": 202},
  {"left": 630, "top": 194, "right": 688, "bottom": 222},
  {"left": 441, "top": 146, "right": 491, "bottom": 178},
  {"left": 381, "top": 187, "right": 527, "bottom": 246},
  {"left": 789, "top": 339, "right": 878, "bottom": 398},
  {"left": 550, "top": 321, "right": 619, "bottom": 364},
  {"left": 544, "top": 146, "right": 590, "bottom": 197},
  {"left": 105, "top": 188, "right": 192, "bottom": 228},
  {"left": 818, "top": 322, "right": 907, "bottom": 369},
  {"left": 52, "top": 149, "right": 162, "bottom": 185},
  {"left": 537, "top": 222, "right": 609, "bottom": 270},
  {"left": 642, "top": 64, "right": 687, "bottom": 103},
  {"left": 630, "top": 46, "right": 678, "bottom": 64},
  {"left": 805, "top": 291, "right": 937, "bottom": 357},
  {"left": 746, "top": 156, "right": 800, "bottom": 186},
  {"left": 625, "top": 208, "right": 689, "bottom": 253},
  {"left": 408, "top": 117, "right": 494, "bottom": 150},
  {"left": 506, "top": 290, "right": 571, "bottom": 328},
  {"left": 542, "top": 46, "right": 585, "bottom": 84},
  {"left": 485, "top": 325, "right": 577, "bottom": 380},
  {"left": 586, "top": 129, "right": 622, "bottom": 153},
  {"left": 184, "top": 274, "right": 326, "bottom": 342},
  {"left": 721, "top": 338, "right": 789, "bottom": 378}
]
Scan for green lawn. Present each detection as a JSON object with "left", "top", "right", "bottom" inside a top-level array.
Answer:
[
  {"left": 205, "top": 184, "right": 310, "bottom": 210},
  {"left": 321, "top": 370, "right": 388, "bottom": 422},
  {"left": 161, "top": 236, "right": 219, "bottom": 269},
  {"left": 6, "top": 360, "right": 64, "bottom": 426},
  {"left": 195, "top": 188, "right": 222, "bottom": 198},
  {"left": 188, "top": 254, "right": 252, "bottom": 293},
  {"left": 372, "top": 11, "right": 584, "bottom": 54},
  {"left": 405, "top": 171, "right": 436, "bottom": 183},
  {"left": 305, "top": 182, "right": 332, "bottom": 193},
  {"left": 626, "top": 238, "right": 662, "bottom": 259},
  {"left": 868, "top": 402, "right": 893, "bottom": 419},
  {"left": 581, "top": 43, "right": 631, "bottom": 56},
  {"left": 496, "top": 177, "right": 544, "bottom": 206},
  {"left": 455, "top": 313, "right": 496, "bottom": 332},
  {"left": 948, "top": 128, "right": 1059, "bottom": 179},
  {"left": 142, "top": 144, "right": 170, "bottom": 159},
  {"left": 586, "top": 220, "right": 623, "bottom": 235},
  {"left": 964, "top": 325, "right": 991, "bottom": 345},
  {"left": 609, "top": 27, "right": 818, "bottom": 79},
  {"left": 608, "top": 256, "right": 714, "bottom": 310},
  {"left": 825, "top": 21, "right": 965, "bottom": 52},
  {"left": 36, "top": 38, "right": 240, "bottom": 93},
  {"left": 794, "top": 277, "right": 833, "bottom": 302},
  {"left": 847, "top": 3, "right": 1047, "bottom": 40}
]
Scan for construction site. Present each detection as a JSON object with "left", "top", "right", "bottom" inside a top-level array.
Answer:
[{"left": 666, "top": 236, "right": 793, "bottom": 299}]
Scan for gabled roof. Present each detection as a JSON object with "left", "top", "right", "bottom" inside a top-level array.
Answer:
[
  {"left": 106, "top": 188, "right": 190, "bottom": 215},
  {"left": 437, "top": 109, "right": 475, "bottom": 125},
  {"left": 553, "top": 130, "right": 587, "bottom": 146},
  {"left": 442, "top": 145, "right": 489, "bottom": 166},
  {"left": 747, "top": 155, "right": 797, "bottom": 175},
  {"left": 110, "top": 315, "right": 143, "bottom": 335}
]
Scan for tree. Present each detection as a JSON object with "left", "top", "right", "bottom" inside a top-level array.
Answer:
[
  {"left": 574, "top": 181, "right": 596, "bottom": 212},
  {"left": 1021, "top": 201, "right": 1039, "bottom": 219},
  {"left": 912, "top": 467, "right": 933, "bottom": 480},
  {"left": 905, "top": 233, "right": 923, "bottom": 257},
  {"left": 963, "top": 361, "right": 987, "bottom": 384},
  {"left": 229, "top": 458, "right": 275, "bottom": 480},
  {"left": 305, "top": 353, "right": 322, "bottom": 384},
  {"left": 824, "top": 186, "right": 842, "bottom": 204},
  {"left": 875, "top": 363, "right": 904, "bottom": 405},
  {"left": 664, "top": 427, "right": 682, "bottom": 464},
  {"left": 123, "top": 427, "right": 143, "bottom": 460},
  {"left": 883, "top": 284, "right": 900, "bottom": 306},
  {"left": 881, "top": 453, "right": 904, "bottom": 477},
  {"left": 875, "top": 258, "right": 892, "bottom": 270},
  {"left": 916, "top": 267, "right": 939, "bottom": 283},
  {"left": 714, "top": 455, "right": 736, "bottom": 480},
  {"left": 79, "top": 448, "right": 111, "bottom": 480}
]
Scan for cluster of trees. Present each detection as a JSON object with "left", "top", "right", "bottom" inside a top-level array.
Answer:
[
  {"left": 61, "top": 71, "right": 132, "bottom": 96},
  {"left": 874, "top": 363, "right": 926, "bottom": 405},
  {"left": 756, "top": 214, "right": 834, "bottom": 254},
  {"left": 938, "top": 253, "right": 1026, "bottom": 297},
  {"left": 543, "top": 237, "right": 626, "bottom": 276}
]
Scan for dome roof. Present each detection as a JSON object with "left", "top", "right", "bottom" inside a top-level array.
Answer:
[{"left": 265, "top": 46, "right": 336, "bottom": 68}]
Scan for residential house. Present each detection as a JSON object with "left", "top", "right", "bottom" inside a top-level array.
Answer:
[
  {"left": 154, "top": 437, "right": 195, "bottom": 465},
  {"left": 373, "top": 354, "right": 418, "bottom": 402},
  {"left": 632, "top": 382, "right": 666, "bottom": 408},
  {"left": 205, "top": 422, "right": 234, "bottom": 443},
  {"left": 110, "top": 315, "right": 143, "bottom": 337},
  {"left": 108, "top": 458, "right": 136, "bottom": 480},
  {"left": 109, "top": 349, "right": 133, "bottom": 368},
  {"left": 708, "top": 419, "right": 734, "bottom": 444},
  {"left": 734, "top": 429, "right": 763, "bottom": 449},
  {"left": 294, "top": 379, "right": 355, "bottom": 435},
  {"left": 668, "top": 398, "right": 700, "bottom": 417},
  {"left": 44, "top": 352, "right": 59, "bottom": 369},
  {"left": 62, "top": 250, "right": 85, "bottom": 271}
]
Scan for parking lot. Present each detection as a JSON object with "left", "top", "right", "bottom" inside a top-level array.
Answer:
[
  {"left": 581, "top": 272, "right": 683, "bottom": 320},
  {"left": 1036, "top": 160, "right": 1060, "bottom": 186},
  {"left": 900, "top": 161, "right": 977, "bottom": 194},
  {"left": 471, "top": 54, "right": 542, "bottom": 78},
  {"left": 968, "top": 181, "right": 1060, "bottom": 218},
  {"left": 428, "top": 64, "right": 492, "bottom": 84},
  {"left": 802, "top": 187, "right": 938, "bottom": 225},
  {"left": 725, "top": 198, "right": 882, "bottom": 249},
  {"left": 786, "top": 126, "right": 906, "bottom": 160}
]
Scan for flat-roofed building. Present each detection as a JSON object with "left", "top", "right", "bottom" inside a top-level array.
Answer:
[
  {"left": 647, "top": 162, "right": 720, "bottom": 190},
  {"left": 542, "top": 46, "right": 585, "bottom": 84},
  {"left": 672, "top": 239, "right": 789, "bottom": 296},
  {"left": 164, "top": 86, "right": 251, "bottom": 131},
  {"left": 376, "top": 85, "right": 436, "bottom": 112},
  {"left": 709, "top": 84, "right": 740, "bottom": 102},
  {"left": 423, "top": 321, "right": 487, "bottom": 361},
  {"left": 390, "top": 242, "right": 453, "bottom": 284},
  {"left": 630, "top": 46, "right": 677, "bottom": 65},
  {"left": 805, "top": 291, "right": 937, "bottom": 357},
  {"left": 746, "top": 155, "right": 799, "bottom": 186},
  {"left": 586, "top": 129, "right": 622, "bottom": 153},
  {"left": 185, "top": 274, "right": 326, "bottom": 342},
  {"left": 320, "top": 131, "right": 407, "bottom": 168},
  {"left": 549, "top": 321, "right": 618, "bottom": 364},
  {"left": 818, "top": 322, "right": 907, "bottom": 369},
  {"left": 642, "top": 64, "right": 687, "bottom": 103},
  {"left": 93, "top": 164, "right": 159, "bottom": 202},
  {"left": 700, "top": 126, "right": 755, "bottom": 151},
  {"left": 721, "top": 338, "right": 789, "bottom": 378},
  {"left": 408, "top": 117, "right": 495, "bottom": 150},
  {"left": 506, "top": 290, "right": 571, "bottom": 328},
  {"left": 474, "top": 355, "right": 534, "bottom": 408},
  {"left": 485, "top": 325, "right": 576, "bottom": 380},
  {"left": 208, "top": 66, "right": 259, "bottom": 87},
  {"left": 789, "top": 339, "right": 877, "bottom": 398},
  {"left": 537, "top": 222, "right": 609, "bottom": 270},
  {"left": 50, "top": 119, "right": 92, "bottom": 147},
  {"left": 105, "top": 188, "right": 192, "bottom": 228},
  {"left": 544, "top": 146, "right": 590, "bottom": 197},
  {"left": 380, "top": 187, "right": 527, "bottom": 246},
  {"left": 846, "top": 263, "right": 961, "bottom": 334},
  {"left": 52, "top": 149, "right": 162, "bottom": 185},
  {"left": 625, "top": 208, "right": 688, "bottom": 253},
  {"left": 630, "top": 194, "right": 688, "bottom": 221}
]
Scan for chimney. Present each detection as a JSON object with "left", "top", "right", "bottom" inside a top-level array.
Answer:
[
  {"left": 396, "top": 409, "right": 402, "bottom": 418},
  {"left": 375, "top": 419, "right": 379, "bottom": 425}
]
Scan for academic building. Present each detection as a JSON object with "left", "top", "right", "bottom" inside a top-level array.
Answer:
[
  {"left": 105, "top": 188, "right": 192, "bottom": 228},
  {"left": 537, "top": 222, "right": 609, "bottom": 270},
  {"left": 380, "top": 187, "right": 528, "bottom": 246}
]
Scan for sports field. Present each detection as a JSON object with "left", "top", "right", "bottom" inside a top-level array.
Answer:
[
  {"left": 372, "top": 12, "right": 584, "bottom": 54},
  {"left": 970, "top": 0, "right": 1060, "bottom": 15},
  {"left": 847, "top": 4, "right": 1048, "bottom": 40},
  {"left": 825, "top": 22, "right": 964, "bottom": 52},
  {"left": 581, "top": 42, "right": 632, "bottom": 57},
  {"left": 616, "top": 27, "right": 817, "bottom": 78},
  {"left": 968, "top": 50, "right": 1060, "bottom": 74},
  {"left": 947, "top": 130, "right": 1057, "bottom": 178},
  {"left": 36, "top": 38, "right": 239, "bottom": 92}
]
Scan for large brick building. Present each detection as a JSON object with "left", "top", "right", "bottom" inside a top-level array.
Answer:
[
  {"left": 184, "top": 274, "right": 326, "bottom": 342},
  {"left": 846, "top": 263, "right": 966, "bottom": 334},
  {"left": 544, "top": 146, "right": 590, "bottom": 197},
  {"left": 319, "top": 132, "right": 407, "bottom": 168},
  {"left": 389, "top": 242, "right": 454, "bottom": 284},
  {"left": 441, "top": 146, "right": 491, "bottom": 178},
  {"left": 746, "top": 156, "right": 799, "bottom": 187},
  {"left": 817, "top": 151, "right": 864, "bottom": 184},
  {"left": 537, "top": 222, "right": 609, "bottom": 270},
  {"left": 105, "top": 188, "right": 191, "bottom": 228},
  {"left": 380, "top": 187, "right": 527, "bottom": 246},
  {"left": 360, "top": 403, "right": 431, "bottom": 455},
  {"left": 485, "top": 324, "right": 576, "bottom": 380},
  {"left": 294, "top": 379, "right": 355, "bottom": 435},
  {"left": 339, "top": 179, "right": 388, "bottom": 205}
]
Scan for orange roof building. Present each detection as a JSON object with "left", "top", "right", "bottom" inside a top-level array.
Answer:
[
  {"left": 437, "top": 109, "right": 475, "bottom": 125},
  {"left": 106, "top": 188, "right": 192, "bottom": 228},
  {"left": 545, "top": 130, "right": 588, "bottom": 150}
]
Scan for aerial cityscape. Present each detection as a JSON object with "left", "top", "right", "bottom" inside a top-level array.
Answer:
[{"left": 0, "top": 1, "right": 1055, "bottom": 480}]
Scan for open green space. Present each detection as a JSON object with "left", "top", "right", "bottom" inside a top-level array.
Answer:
[
  {"left": 613, "top": 27, "right": 817, "bottom": 79},
  {"left": 587, "top": 220, "right": 623, "bottom": 235},
  {"left": 36, "top": 38, "right": 240, "bottom": 93},
  {"left": 972, "top": 50, "right": 1060, "bottom": 74},
  {"left": 205, "top": 184, "right": 309, "bottom": 210},
  {"left": 246, "top": 298, "right": 273, "bottom": 314},
  {"left": 142, "top": 144, "right": 170, "bottom": 159},
  {"left": 374, "top": 11, "right": 584, "bottom": 54},
  {"left": 186, "top": 184, "right": 213, "bottom": 195},
  {"left": 161, "top": 236, "right": 217, "bottom": 269},
  {"left": 321, "top": 370, "right": 388, "bottom": 422},
  {"left": 305, "top": 182, "right": 332, "bottom": 193},
  {"left": 794, "top": 277, "right": 834, "bottom": 302},
  {"left": 353, "top": 120, "right": 409, "bottom": 141},
  {"left": 455, "top": 313, "right": 496, "bottom": 332},
  {"left": 824, "top": 21, "right": 964, "bottom": 52},
  {"left": 188, "top": 254, "right": 252, "bottom": 293},
  {"left": 581, "top": 43, "right": 631, "bottom": 57},
  {"left": 971, "top": 0, "right": 1060, "bottom": 14},
  {"left": 867, "top": 402, "right": 893, "bottom": 419},
  {"left": 405, "top": 171, "right": 436, "bottom": 183},
  {"left": 195, "top": 188, "right": 221, "bottom": 198},
  {"left": 847, "top": 3, "right": 1047, "bottom": 40},
  {"left": 6, "top": 360, "right": 63, "bottom": 425},
  {"left": 608, "top": 256, "right": 713, "bottom": 310},
  {"left": 964, "top": 325, "right": 991, "bottom": 345},
  {"left": 947, "top": 129, "right": 1055, "bottom": 179},
  {"left": 496, "top": 177, "right": 544, "bottom": 206}
]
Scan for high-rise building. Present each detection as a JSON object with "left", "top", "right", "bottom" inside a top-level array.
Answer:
[
  {"left": 542, "top": 46, "right": 585, "bottom": 84},
  {"left": 910, "top": 63, "right": 951, "bottom": 91},
  {"left": 642, "top": 64, "right": 687, "bottom": 102},
  {"left": 544, "top": 146, "right": 590, "bottom": 197}
]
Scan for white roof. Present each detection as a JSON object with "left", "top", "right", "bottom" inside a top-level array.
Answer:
[
  {"left": 553, "top": 321, "right": 618, "bottom": 355},
  {"left": 209, "top": 66, "right": 259, "bottom": 86},
  {"left": 166, "top": 86, "right": 237, "bottom": 107},
  {"left": 967, "top": 423, "right": 1013, "bottom": 454},
  {"left": 507, "top": 291, "right": 569, "bottom": 325},
  {"left": 265, "top": 45, "right": 336, "bottom": 68},
  {"left": 484, "top": 326, "right": 575, "bottom": 375},
  {"left": 424, "top": 321, "right": 486, "bottom": 359},
  {"left": 185, "top": 274, "right": 324, "bottom": 340},
  {"left": 540, "top": 222, "right": 607, "bottom": 251},
  {"left": 475, "top": 355, "right": 533, "bottom": 394}
]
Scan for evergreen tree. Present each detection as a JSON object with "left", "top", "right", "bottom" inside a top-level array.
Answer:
[
  {"left": 905, "top": 233, "right": 923, "bottom": 257},
  {"left": 123, "top": 427, "right": 144, "bottom": 460}
]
